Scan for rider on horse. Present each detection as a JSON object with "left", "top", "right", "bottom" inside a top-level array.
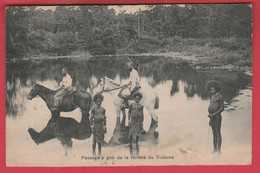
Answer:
[
  {"left": 119, "top": 62, "right": 140, "bottom": 109},
  {"left": 51, "top": 67, "right": 73, "bottom": 111}
]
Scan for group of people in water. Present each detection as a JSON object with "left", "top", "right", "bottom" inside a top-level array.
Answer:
[
  {"left": 50, "top": 62, "right": 144, "bottom": 156},
  {"left": 51, "top": 61, "right": 224, "bottom": 156}
]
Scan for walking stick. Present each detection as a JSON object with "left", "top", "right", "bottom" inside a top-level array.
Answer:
[{"left": 207, "top": 124, "right": 210, "bottom": 152}]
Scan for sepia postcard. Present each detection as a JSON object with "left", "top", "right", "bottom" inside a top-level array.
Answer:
[{"left": 5, "top": 4, "right": 252, "bottom": 167}]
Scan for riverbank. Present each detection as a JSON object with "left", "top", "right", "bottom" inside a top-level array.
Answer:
[
  {"left": 7, "top": 37, "right": 252, "bottom": 75},
  {"left": 131, "top": 37, "right": 252, "bottom": 73}
]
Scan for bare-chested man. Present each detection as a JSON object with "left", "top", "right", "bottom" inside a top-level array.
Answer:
[{"left": 207, "top": 80, "right": 224, "bottom": 154}]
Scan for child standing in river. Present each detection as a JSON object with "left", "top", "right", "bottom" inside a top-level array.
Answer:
[
  {"left": 206, "top": 80, "right": 224, "bottom": 154},
  {"left": 90, "top": 93, "right": 107, "bottom": 156},
  {"left": 128, "top": 92, "right": 144, "bottom": 146}
]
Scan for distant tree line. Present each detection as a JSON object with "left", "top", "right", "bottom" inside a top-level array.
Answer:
[{"left": 6, "top": 4, "right": 252, "bottom": 58}]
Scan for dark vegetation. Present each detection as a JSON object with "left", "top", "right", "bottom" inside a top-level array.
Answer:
[{"left": 6, "top": 4, "right": 252, "bottom": 65}]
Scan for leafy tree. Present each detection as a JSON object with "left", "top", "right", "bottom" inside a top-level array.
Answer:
[
  {"left": 6, "top": 7, "right": 30, "bottom": 58},
  {"left": 5, "top": 4, "right": 252, "bottom": 58}
]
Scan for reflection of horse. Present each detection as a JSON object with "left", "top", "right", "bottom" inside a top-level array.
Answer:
[
  {"left": 97, "top": 77, "right": 159, "bottom": 135},
  {"left": 28, "top": 115, "right": 90, "bottom": 155},
  {"left": 27, "top": 84, "right": 92, "bottom": 138}
]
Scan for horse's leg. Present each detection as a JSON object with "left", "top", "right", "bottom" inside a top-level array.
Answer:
[
  {"left": 146, "top": 106, "right": 158, "bottom": 132},
  {"left": 115, "top": 108, "right": 121, "bottom": 129},
  {"left": 28, "top": 128, "right": 40, "bottom": 145},
  {"left": 28, "top": 119, "right": 56, "bottom": 145},
  {"left": 149, "top": 118, "right": 158, "bottom": 131},
  {"left": 77, "top": 96, "right": 92, "bottom": 139},
  {"left": 108, "top": 108, "right": 123, "bottom": 145},
  {"left": 51, "top": 111, "right": 60, "bottom": 119},
  {"left": 61, "top": 138, "right": 73, "bottom": 156},
  {"left": 76, "top": 109, "right": 91, "bottom": 139}
]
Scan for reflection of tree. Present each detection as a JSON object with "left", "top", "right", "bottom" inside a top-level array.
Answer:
[
  {"left": 136, "top": 56, "right": 251, "bottom": 103},
  {"left": 6, "top": 79, "right": 28, "bottom": 117},
  {"left": 184, "top": 70, "right": 251, "bottom": 103},
  {"left": 139, "top": 57, "right": 179, "bottom": 85},
  {"left": 170, "top": 77, "right": 179, "bottom": 96},
  {"left": 184, "top": 83, "right": 198, "bottom": 97}
]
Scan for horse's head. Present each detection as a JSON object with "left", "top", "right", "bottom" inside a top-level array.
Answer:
[
  {"left": 97, "top": 76, "right": 106, "bottom": 93},
  {"left": 97, "top": 76, "right": 121, "bottom": 93},
  {"left": 27, "top": 84, "right": 39, "bottom": 100}
]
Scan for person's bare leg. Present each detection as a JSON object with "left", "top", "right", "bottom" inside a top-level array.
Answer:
[
  {"left": 216, "top": 114, "right": 222, "bottom": 154},
  {"left": 98, "top": 143, "right": 102, "bottom": 157},
  {"left": 121, "top": 108, "right": 126, "bottom": 130},
  {"left": 211, "top": 121, "right": 217, "bottom": 153},
  {"left": 130, "top": 135, "right": 133, "bottom": 146},
  {"left": 92, "top": 140, "right": 96, "bottom": 156},
  {"left": 136, "top": 136, "right": 139, "bottom": 146}
]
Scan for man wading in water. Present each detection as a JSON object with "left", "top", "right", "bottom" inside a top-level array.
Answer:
[
  {"left": 207, "top": 80, "right": 224, "bottom": 154},
  {"left": 90, "top": 93, "right": 107, "bottom": 157}
]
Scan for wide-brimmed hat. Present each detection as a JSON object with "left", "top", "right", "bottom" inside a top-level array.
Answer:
[
  {"left": 206, "top": 80, "right": 222, "bottom": 92},
  {"left": 133, "top": 92, "right": 142, "bottom": 99},
  {"left": 94, "top": 93, "right": 104, "bottom": 102}
]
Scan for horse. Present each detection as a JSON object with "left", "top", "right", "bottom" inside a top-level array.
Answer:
[
  {"left": 96, "top": 76, "right": 159, "bottom": 134},
  {"left": 28, "top": 115, "right": 90, "bottom": 155},
  {"left": 27, "top": 84, "right": 92, "bottom": 138}
]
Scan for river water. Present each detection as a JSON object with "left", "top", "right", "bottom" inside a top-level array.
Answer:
[{"left": 6, "top": 56, "right": 252, "bottom": 166}]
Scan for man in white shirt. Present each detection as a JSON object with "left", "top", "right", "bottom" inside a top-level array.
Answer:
[
  {"left": 127, "top": 62, "right": 140, "bottom": 92},
  {"left": 51, "top": 67, "right": 72, "bottom": 111},
  {"left": 119, "top": 62, "right": 140, "bottom": 108}
]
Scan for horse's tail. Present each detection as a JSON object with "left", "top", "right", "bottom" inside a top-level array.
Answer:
[{"left": 154, "top": 96, "right": 159, "bottom": 109}]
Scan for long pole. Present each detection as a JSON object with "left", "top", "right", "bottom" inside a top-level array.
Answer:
[{"left": 207, "top": 125, "right": 210, "bottom": 152}]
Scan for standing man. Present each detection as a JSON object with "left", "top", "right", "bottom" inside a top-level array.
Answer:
[
  {"left": 207, "top": 80, "right": 224, "bottom": 154},
  {"left": 119, "top": 61, "right": 140, "bottom": 108},
  {"left": 51, "top": 67, "right": 72, "bottom": 111}
]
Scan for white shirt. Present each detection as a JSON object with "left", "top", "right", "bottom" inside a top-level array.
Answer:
[
  {"left": 128, "top": 68, "right": 140, "bottom": 90},
  {"left": 59, "top": 73, "right": 72, "bottom": 89}
]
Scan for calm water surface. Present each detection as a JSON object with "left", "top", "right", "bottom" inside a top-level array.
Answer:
[{"left": 6, "top": 56, "right": 252, "bottom": 166}]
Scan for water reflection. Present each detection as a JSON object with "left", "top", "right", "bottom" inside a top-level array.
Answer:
[
  {"left": 5, "top": 57, "right": 252, "bottom": 165},
  {"left": 6, "top": 56, "right": 251, "bottom": 117},
  {"left": 28, "top": 115, "right": 91, "bottom": 155}
]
